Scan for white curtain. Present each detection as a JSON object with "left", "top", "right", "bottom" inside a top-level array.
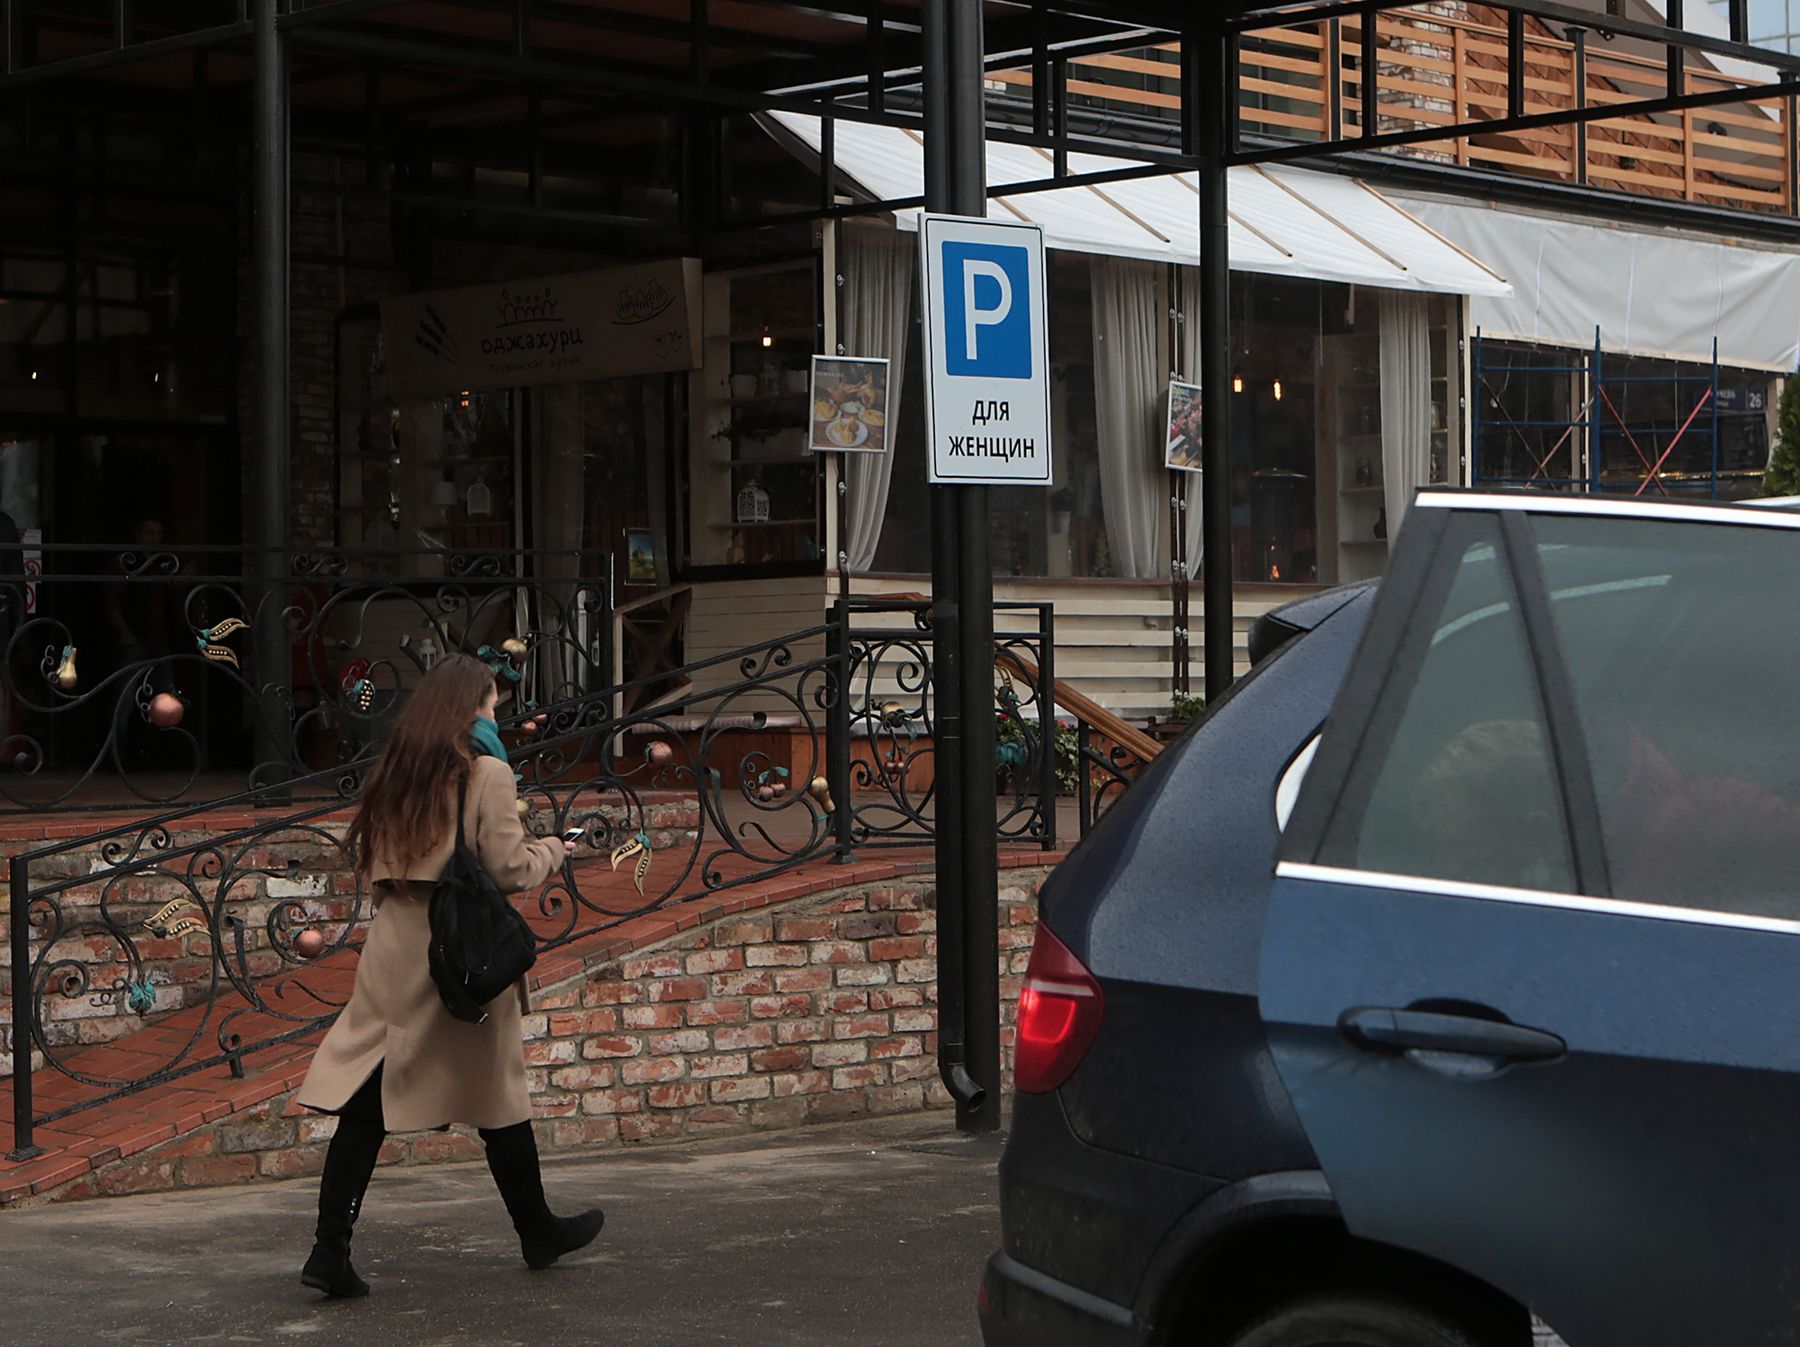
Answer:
[
  {"left": 1379, "top": 291, "right": 1433, "bottom": 541},
  {"left": 1091, "top": 256, "right": 1168, "bottom": 580},
  {"left": 842, "top": 229, "right": 914, "bottom": 571}
]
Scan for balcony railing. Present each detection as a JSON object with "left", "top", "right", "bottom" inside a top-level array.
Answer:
[{"left": 993, "top": 5, "right": 1797, "bottom": 215}]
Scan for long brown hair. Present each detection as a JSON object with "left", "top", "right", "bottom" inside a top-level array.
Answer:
[{"left": 345, "top": 653, "right": 496, "bottom": 877}]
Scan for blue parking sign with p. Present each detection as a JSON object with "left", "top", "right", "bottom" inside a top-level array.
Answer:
[
  {"left": 942, "top": 241, "right": 1033, "bottom": 380},
  {"left": 920, "top": 214, "right": 1052, "bottom": 486}
]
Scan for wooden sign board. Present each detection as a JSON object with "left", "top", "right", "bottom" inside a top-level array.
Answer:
[{"left": 381, "top": 258, "right": 702, "bottom": 399}]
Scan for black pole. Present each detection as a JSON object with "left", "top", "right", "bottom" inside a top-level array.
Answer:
[
  {"left": 252, "top": 0, "right": 291, "bottom": 786},
  {"left": 1196, "top": 23, "right": 1234, "bottom": 701},
  {"left": 948, "top": 0, "right": 999, "bottom": 1139},
  {"left": 8, "top": 856, "right": 38, "bottom": 1159},
  {"left": 922, "top": 0, "right": 969, "bottom": 1124},
  {"left": 924, "top": 0, "right": 997, "bottom": 1133}
]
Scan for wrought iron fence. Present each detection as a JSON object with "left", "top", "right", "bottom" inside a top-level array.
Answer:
[
  {"left": 0, "top": 542, "right": 613, "bottom": 814},
  {"left": 839, "top": 598, "right": 1058, "bottom": 853},
  {"left": 4, "top": 596, "right": 1152, "bottom": 1157}
]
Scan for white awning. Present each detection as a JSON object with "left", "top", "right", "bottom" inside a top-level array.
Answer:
[
  {"left": 765, "top": 112, "right": 1512, "bottom": 298},
  {"left": 1390, "top": 191, "right": 1800, "bottom": 372}
]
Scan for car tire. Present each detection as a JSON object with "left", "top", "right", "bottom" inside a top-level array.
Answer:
[{"left": 1226, "top": 1294, "right": 1492, "bottom": 1347}]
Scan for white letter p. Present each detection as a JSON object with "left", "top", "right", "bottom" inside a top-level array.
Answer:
[{"left": 962, "top": 259, "right": 1014, "bottom": 363}]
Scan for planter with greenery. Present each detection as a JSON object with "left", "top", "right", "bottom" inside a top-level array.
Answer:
[
  {"left": 996, "top": 709, "right": 1081, "bottom": 796},
  {"left": 1761, "top": 375, "right": 1800, "bottom": 497}
]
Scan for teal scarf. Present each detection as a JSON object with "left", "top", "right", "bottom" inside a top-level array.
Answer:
[{"left": 471, "top": 715, "right": 507, "bottom": 763}]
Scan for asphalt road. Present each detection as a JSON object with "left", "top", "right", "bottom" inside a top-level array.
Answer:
[{"left": 0, "top": 1115, "right": 1004, "bottom": 1347}]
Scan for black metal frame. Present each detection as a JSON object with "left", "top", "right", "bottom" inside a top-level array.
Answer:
[
  {"left": 0, "top": 541, "right": 616, "bottom": 812},
  {"left": 4, "top": 595, "right": 1136, "bottom": 1158},
  {"left": 8, "top": 0, "right": 1800, "bottom": 1141}
]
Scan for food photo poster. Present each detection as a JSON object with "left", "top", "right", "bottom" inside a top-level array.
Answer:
[
  {"left": 1166, "top": 378, "right": 1203, "bottom": 473},
  {"left": 809, "top": 357, "right": 890, "bottom": 455}
]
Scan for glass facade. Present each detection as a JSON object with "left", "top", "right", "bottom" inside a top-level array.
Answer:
[{"left": 875, "top": 263, "right": 1453, "bottom": 586}]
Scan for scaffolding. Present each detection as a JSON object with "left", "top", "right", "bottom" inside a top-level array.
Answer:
[{"left": 1473, "top": 329, "right": 1730, "bottom": 498}]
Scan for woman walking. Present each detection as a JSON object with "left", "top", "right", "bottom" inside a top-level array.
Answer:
[{"left": 294, "top": 653, "right": 602, "bottom": 1297}]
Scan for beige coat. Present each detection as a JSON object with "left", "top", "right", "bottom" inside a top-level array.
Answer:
[{"left": 297, "top": 756, "right": 565, "bottom": 1132}]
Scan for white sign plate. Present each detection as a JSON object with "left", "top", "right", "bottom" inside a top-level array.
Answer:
[{"left": 919, "top": 214, "right": 1054, "bottom": 487}]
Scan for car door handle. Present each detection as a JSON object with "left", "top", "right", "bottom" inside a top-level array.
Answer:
[{"left": 1339, "top": 1007, "right": 1567, "bottom": 1063}]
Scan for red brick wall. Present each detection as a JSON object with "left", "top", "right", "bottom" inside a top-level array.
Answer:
[
  {"left": 26, "top": 868, "right": 1049, "bottom": 1201},
  {"left": 0, "top": 825, "right": 359, "bottom": 1076},
  {"left": 1, "top": 797, "right": 698, "bottom": 1078}
]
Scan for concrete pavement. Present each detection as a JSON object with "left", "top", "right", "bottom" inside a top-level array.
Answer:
[{"left": 0, "top": 1114, "right": 1003, "bottom": 1347}]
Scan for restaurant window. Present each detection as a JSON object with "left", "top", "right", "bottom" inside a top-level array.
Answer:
[
  {"left": 1236, "top": 274, "right": 1327, "bottom": 585},
  {"left": 1, "top": 243, "right": 233, "bottom": 423},
  {"left": 868, "top": 254, "right": 1095, "bottom": 578},
  {"left": 688, "top": 258, "right": 821, "bottom": 571},
  {"left": 869, "top": 267, "right": 1460, "bottom": 587},
  {"left": 534, "top": 374, "right": 676, "bottom": 601},
  {"left": 337, "top": 314, "right": 521, "bottom": 570}
]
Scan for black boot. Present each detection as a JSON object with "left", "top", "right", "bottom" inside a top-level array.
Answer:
[
  {"left": 480, "top": 1120, "right": 604, "bottom": 1270},
  {"left": 301, "top": 1115, "right": 383, "bottom": 1298}
]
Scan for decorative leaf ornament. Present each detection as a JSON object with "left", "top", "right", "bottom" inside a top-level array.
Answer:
[
  {"left": 610, "top": 830, "right": 654, "bottom": 895},
  {"left": 196, "top": 617, "right": 250, "bottom": 669}
]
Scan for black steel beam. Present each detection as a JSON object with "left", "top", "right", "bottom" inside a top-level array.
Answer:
[
  {"left": 286, "top": 25, "right": 851, "bottom": 116},
  {"left": 1570, "top": 24, "right": 1586, "bottom": 186},
  {"left": 771, "top": 20, "right": 1158, "bottom": 101},
  {"left": 727, "top": 154, "right": 1186, "bottom": 229},
  {"left": 0, "top": 20, "right": 250, "bottom": 91},
  {"left": 3, "top": 1, "right": 21, "bottom": 78},
  {"left": 1360, "top": 2, "right": 1376, "bottom": 137},
  {"left": 251, "top": 0, "right": 291, "bottom": 784},
  {"left": 1506, "top": 8, "right": 1523, "bottom": 120},
  {"left": 1479, "top": 0, "right": 1800, "bottom": 74},
  {"left": 867, "top": 6, "right": 886, "bottom": 114},
  {"left": 1666, "top": 0, "right": 1683, "bottom": 101},
  {"left": 278, "top": 0, "right": 419, "bottom": 26},
  {"left": 1052, "top": 54, "right": 1069, "bottom": 177},
  {"left": 1194, "top": 22, "right": 1232, "bottom": 702},
  {"left": 285, "top": 20, "right": 1191, "bottom": 171}
]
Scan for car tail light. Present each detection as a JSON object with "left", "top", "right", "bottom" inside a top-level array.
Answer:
[{"left": 1015, "top": 924, "right": 1105, "bottom": 1094}]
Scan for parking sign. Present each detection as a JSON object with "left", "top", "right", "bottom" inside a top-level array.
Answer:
[{"left": 919, "top": 215, "right": 1053, "bottom": 486}]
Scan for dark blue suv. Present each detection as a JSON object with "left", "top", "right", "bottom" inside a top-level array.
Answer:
[{"left": 981, "top": 491, "right": 1800, "bottom": 1347}]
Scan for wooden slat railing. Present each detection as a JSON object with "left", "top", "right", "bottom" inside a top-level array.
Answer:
[
  {"left": 996, "top": 647, "right": 1163, "bottom": 766},
  {"left": 993, "top": 5, "right": 1797, "bottom": 215}
]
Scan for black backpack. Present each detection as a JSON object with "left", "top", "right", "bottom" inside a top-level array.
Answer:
[{"left": 427, "top": 780, "right": 538, "bottom": 1024}]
